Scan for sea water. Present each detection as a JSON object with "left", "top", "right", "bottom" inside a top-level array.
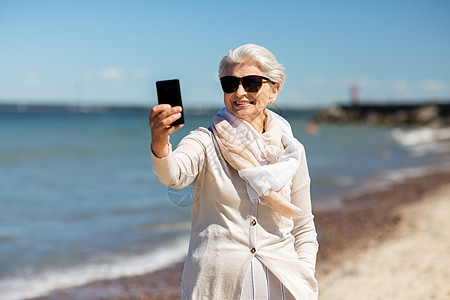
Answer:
[{"left": 1, "top": 109, "right": 449, "bottom": 300}]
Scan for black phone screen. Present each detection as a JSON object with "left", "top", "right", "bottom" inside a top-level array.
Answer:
[{"left": 156, "top": 79, "right": 184, "bottom": 126}]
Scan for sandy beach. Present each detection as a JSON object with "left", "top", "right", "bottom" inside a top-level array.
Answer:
[
  {"left": 30, "top": 168, "right": 450, "bottom": 300},
  {"left": 316, "top": 172, "right": 450, "bottom": 300}
]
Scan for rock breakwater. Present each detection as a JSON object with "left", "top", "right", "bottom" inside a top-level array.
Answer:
[{"left": 314, "top": 102, "right": 450, "bottom": 127}]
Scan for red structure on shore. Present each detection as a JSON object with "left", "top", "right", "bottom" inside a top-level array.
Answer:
[{"left": 350, "top": 85, "right": 360, "bottom": 106}]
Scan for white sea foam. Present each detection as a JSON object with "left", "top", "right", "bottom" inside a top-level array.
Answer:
[
  {"left": 391, "top": 127, "right": 450, "bottom": 158},
  {"left": 407, "top": 141, "right": 450, "bottom": 157},
  {"left": 391, "top": 127, "right": 450, "bottom": 147},
  {"left": 0, "top": 235, "right": 190, "bottom": 300}
]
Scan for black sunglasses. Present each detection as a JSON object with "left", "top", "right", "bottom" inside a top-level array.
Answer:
[{"left": 220, "top": 75, "right": 274, "bottom": 93}]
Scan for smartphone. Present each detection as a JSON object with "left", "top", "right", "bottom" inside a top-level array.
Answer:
[{"left": 156, "top": 79, "right": 185, "bottom": 126}]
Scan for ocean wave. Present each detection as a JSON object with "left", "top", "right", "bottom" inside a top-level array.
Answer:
[
  {"left": 0, "top": 235, "right": 189, "bottom": 300},
  {"left": 406, "top": 141, "right": 450, "bottom": 157},
  {"left": 391, "top": 127, "right": 450, "bottom": 147},
  {"left": 391, "top": 127, "right": 450, "bottom": 157}
]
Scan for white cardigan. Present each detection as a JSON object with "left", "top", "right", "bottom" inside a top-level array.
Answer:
[{"left": 151, "top": 127, "right": 318, "bottom": 300}]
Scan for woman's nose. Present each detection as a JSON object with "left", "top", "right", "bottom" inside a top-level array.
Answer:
[{"left": 235, "top": 83, "right": 247, "bottom": 96}]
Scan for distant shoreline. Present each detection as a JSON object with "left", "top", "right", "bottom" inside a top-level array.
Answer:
[
  {"left": 4, "top": 101, "right": 450, "bottom": 119},
  {"left": 0, "top": 102, "right": 319, "bottom": 117},
  {"left": 0, "top": 102, "right": 152, "bottom": 114}
]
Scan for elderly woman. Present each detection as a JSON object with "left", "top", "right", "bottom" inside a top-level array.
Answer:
[{"left": 150, "top": 44, "right": 318, "bottom": 300}]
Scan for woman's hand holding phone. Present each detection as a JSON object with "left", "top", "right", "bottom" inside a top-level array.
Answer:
[{"left": 149, "top": 104, "right": 184, "bottom": 158}]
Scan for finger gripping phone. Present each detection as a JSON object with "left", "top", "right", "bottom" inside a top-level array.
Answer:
[{"left": 156, "top": 79, "right": 185, "bottom": 126}]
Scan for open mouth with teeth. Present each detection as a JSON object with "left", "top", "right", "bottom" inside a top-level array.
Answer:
[{"left": 234, "top": 101, "right": 254, "bottom": 106}]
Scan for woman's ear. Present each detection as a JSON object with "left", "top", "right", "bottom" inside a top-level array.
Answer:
[{"left": 269, "top": 83, "right": 280, "bottom": 104}]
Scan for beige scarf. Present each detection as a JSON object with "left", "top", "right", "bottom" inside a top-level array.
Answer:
[{"left": 211, "top": 108, "right": 302, "bottom": 218}]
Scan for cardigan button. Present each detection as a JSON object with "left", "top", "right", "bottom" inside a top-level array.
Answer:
[
  {"left": 250, "top": 248, "right": 256, "bottom": 254},
  {"left": 250, "top": 219, "right": 257, "bottom": 226}
]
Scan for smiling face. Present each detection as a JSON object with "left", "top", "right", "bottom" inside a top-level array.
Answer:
[{"left": 223, "top": 62, "right": 280, "bottom": 133}]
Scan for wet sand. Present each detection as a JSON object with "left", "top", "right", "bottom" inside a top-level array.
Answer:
[{"left": 30, "top": 169, "right": 450, "bottom": 300}]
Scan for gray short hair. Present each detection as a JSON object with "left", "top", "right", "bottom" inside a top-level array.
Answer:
[{"left": 219, "top": 44, "right": 286, "bottom": 90}]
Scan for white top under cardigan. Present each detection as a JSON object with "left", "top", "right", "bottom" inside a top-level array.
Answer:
[{"left": 151, "top": 127, "right": 319, "bottom": 300}]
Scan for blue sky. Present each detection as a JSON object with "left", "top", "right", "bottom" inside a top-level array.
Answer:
[{"left": 1, "top": 0, "right": 449, "bottom": 108}]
